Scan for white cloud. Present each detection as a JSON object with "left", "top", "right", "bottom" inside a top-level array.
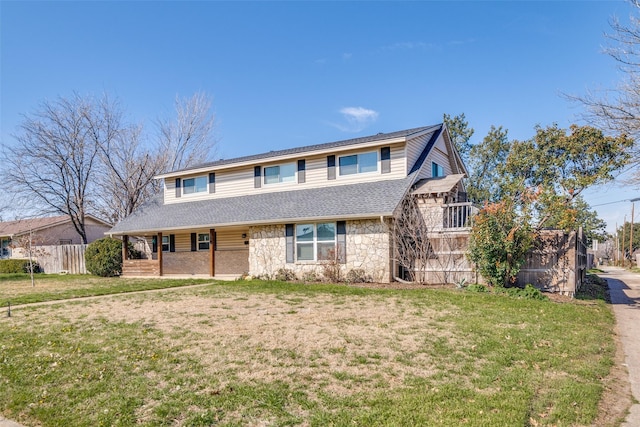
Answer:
[
  {"left": 331, "top": 107, "right": 379, "bottom": 132},
  {"left": 382, "top": 41, "right": 437, "bottom": 51}
]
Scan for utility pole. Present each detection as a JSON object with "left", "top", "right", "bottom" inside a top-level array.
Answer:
[
  {"left": 616, "top": 222, "right": 619, "bottom": 264},
  {"left": 630, "top": 198, "right": 640, "bottom": 268},
  {"left": 623, "top": 215, "right": 627, "bottom": 267}
]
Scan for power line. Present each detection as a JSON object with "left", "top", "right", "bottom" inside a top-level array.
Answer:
[{"left": 592, "top": 197, "right": 640, "bottom": 207}]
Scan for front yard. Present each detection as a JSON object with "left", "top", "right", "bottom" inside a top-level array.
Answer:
[{"left": 0, "top": 277, "right": 625, "bottom": 426}]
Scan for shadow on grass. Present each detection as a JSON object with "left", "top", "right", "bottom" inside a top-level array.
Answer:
[{"left": 576, "top": 273, "right": 611, "bottom": 303}]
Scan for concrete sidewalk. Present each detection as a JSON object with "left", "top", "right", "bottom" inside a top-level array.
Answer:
[
  {"left": 0, "top": 416, "right": 23, "bottom": 427},
  {"left": 599, "top": 266, "right": 640, "bottom": 427}
]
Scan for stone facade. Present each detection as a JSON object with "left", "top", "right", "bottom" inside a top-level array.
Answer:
[
  {"left": 249, "top": 219, "right": 392, "bottom": 282},
  {"left": 344, "top": 219, "right": 391, "bottom": 283}
]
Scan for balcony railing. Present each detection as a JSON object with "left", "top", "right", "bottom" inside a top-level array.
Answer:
[{"left": 443, "top": 202, "right": 478, "bottom": 229}]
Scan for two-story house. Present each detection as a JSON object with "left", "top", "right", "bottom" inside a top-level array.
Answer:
[{"left": 108, "top": 123, "right": 474, "bottom": 282}]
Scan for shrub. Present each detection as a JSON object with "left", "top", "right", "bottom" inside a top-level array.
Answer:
[
  {"left": 275, "top": 268, "right": 297, "bottom": 281},
  {"left": 468, "top": 200, "right": 534, "bottom": 287},
  {"left": 85, "top": 237, "right": 123, "bottom": 277},
  {"left": 0, "top": 259, "right": 41, "bottom": 274},
  {"left": 466, "top": 284, "right": 488, "bottom": 293},
  {"left": 504, "top": 284, "right": 548, "bottom": 301},
  {"left": 346, "top": 269, "right": 369, "bottom": 283},
  {"left": 301, "top": 271, "right": 319, "bottom": 282},
  {"left": 321, "top": 249, "right": 342, "bottom": 283}
]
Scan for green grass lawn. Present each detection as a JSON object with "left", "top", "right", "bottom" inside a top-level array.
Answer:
[
  {"left": 0, "top": 273, "right": 214, "bottom": 306},
  {"left": 0, "top": 278, "right": 620, "bottom": 426}
]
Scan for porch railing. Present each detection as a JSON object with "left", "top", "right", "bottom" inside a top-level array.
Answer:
[{"left": 442, "top": 202, "right": 478, "bottom": 229}]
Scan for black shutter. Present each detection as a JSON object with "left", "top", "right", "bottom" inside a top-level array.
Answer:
[
  {"left": 297, "top": 159, "right": 306, "bottom": 183},
  {"left": 337, "top": 221, "right": 346, "bottom": 264},
  {"left": 152, "top": 236, "right": 158, "bottom": 253},
  {"left": 175, "top": 178, "right": 181, "bottom": 198},
  {"left": 169, "top": 234, "right": 176, "bottom": 252},
  {"left": 254, "top": 166, "right": 262, "bottom": 188},
  {"left": 381, "top": 146, "right": 391, "bottom": 174},
  {"left": 285, "top": 224, "right": 294, "bottom": 263},
  {"left": 209, "top": 173, "right": 215, "bottom": 193},
  {"left": 327, "top": 155, "right": 336, "bottom": 180},
  {"left": 191, "top": 233, "right": 197, "bottom": 251}
]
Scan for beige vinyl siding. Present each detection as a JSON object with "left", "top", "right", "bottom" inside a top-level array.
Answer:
[
  {"left": 405, "top": 133, "right": 431, "bottom": 173},
  {"left": 418, "top": 144, "right": 453, "bottom": 180},
  {"left": 411, "top": 133, "right": 453, "bottom": 180},
  {"left": 216, "top": 227, "right": 249, "bottom": 250},
  {"left": 164, "top": 143, "right": 407, "bottom": 204}
]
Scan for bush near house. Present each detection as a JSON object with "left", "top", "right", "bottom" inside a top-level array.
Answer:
[
  {"left": 0, "top": 259, "right": 41, "bottom": 274},
  {"left": 85, "top": 237, "right": 123, "bottom": 277}
]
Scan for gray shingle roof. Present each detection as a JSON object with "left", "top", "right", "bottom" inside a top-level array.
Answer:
[
  {"left": 163, "top": 125, "right": 441, "bottom": 175},
  {"left": 109, "top": 176, "right": 415, "bottom": 235}
]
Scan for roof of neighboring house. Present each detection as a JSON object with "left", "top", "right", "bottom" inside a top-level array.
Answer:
[
  {"left": 0, "top": 215, "right": 111, "bottom": 238},
  {"left": 157, "top": 125, "right": 442, "bottom": 178},
  {"left": 412, "top": 174, "right": 465, "bottom": 195},
  {"left": 108, "top": 175, "right": 416, "bottom": 235}
]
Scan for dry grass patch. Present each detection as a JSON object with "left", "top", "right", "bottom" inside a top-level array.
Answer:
[{"left": 0, "top": 280, "right": 624, "bottom": 426}]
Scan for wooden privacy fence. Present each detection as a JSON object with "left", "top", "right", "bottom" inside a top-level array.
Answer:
[
  {"left": 36, "top": 244, "right": 88, "bottom": 274},
  {"left": 516, "top": 229, "right": 589, "bottom": 296}
]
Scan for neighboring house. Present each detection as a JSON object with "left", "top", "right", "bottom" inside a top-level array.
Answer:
[
  {"left": 108, "top": 123, "right": 476, "bottom": 282},
  {"left": 0, "top": 215, "right": 112, "bottom": 259}
]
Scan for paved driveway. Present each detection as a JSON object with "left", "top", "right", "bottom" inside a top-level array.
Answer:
[{"left": 599, "top": 266, "right": 640, "bottom": 427}]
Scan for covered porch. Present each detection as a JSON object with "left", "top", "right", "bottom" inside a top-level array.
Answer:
[{"left": 119, "top": 226, "right": 250, "bottom": 278}]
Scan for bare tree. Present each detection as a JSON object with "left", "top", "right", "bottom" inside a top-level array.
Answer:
[
  {"left": 570, "top": 2, "right": 640, "bottom": 181},
  {"left": 1, "top": 94, "right": 113, "bottom": 243},
  {"left": 394, "top": 194, "right": 463, "bottom": 284},
  {"left": 2, "top": 92, "right": 219, "bottom": 229},
  {"left": 97, "top": 123, "right": 165, "bottom": 223},
  {"left": 156, "top": 91, "right": 218, "bottom": 173}
]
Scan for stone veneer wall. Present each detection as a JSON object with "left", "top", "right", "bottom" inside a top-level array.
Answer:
[{"left": 249, "top": 219, "right": 392, "bottom": 283}]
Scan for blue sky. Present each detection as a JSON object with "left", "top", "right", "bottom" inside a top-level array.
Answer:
[{"left": 1, "top": 1, "right": 638, "bottom": 233}]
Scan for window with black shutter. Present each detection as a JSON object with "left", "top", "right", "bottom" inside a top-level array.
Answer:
[{"left": 327, "top": 155, "right": 336, "bottom": 180}]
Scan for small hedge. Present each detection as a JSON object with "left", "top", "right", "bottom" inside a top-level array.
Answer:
[
  {"left": 85, "top": 237, "right": 123, "bottom": 277},
  {"left": 0, "top": 259, "right": 42, "bottom": 274}
]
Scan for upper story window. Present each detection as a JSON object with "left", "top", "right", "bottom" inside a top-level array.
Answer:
[
  {"left": 264, "top": 163, "right": 296, "bottom": 185},
  {"left": 183, "top": 176, "right": 207, "bottom": 194},
  {"left": 432, "top": 162, "right": 445, "bottom": 177},
  {"left": 339, "top": 151, "right": 378, "bottom": 176}
]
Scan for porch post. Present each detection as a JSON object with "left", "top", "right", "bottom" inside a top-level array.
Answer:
[
  {"left": 209, "top": 228, "right": 216, "bottom": 277},
  {"left": 122, "top": 235, "right": 129, "bottom": 261},
  {"left": 157, "top": 232, "right": 163, "bottom": 276}
]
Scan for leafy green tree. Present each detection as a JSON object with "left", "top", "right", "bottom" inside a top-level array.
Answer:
[
  {"left": 468, "top": 200, "right": 534, "bottom": 287},
  {"left": 501, "top": 124, "right": 632, "bottom": 231},
  {"left": 443, "top": 113, "right": 474, "bottom": 164},
  {"left": 466, "top": 125, "right": 510, "bottom": 203},
  {"left": 467, "top": 124, "right": 630, "bottom": 286},
  {"left": 545, "top": 195, "right": 607, "bottom": 245}
]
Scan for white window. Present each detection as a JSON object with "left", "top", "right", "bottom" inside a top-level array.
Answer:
[
  {"left": 198, "top": 233, "right": 210, "bottom": 250},
  {"left": 296, "top": 223, "right": 336, "bottom": 261},
  {"left": 339, "top": 151, "right": 378, "bottom": 176},
  {"left": 162, "top": 236, "right": 170, "bottom": 252},
  {"left": 183, "top": 176, "right": 208, "bottom": 194},
  {"left": 264, "top": 163, "right": 296, "bottom": 184}
]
